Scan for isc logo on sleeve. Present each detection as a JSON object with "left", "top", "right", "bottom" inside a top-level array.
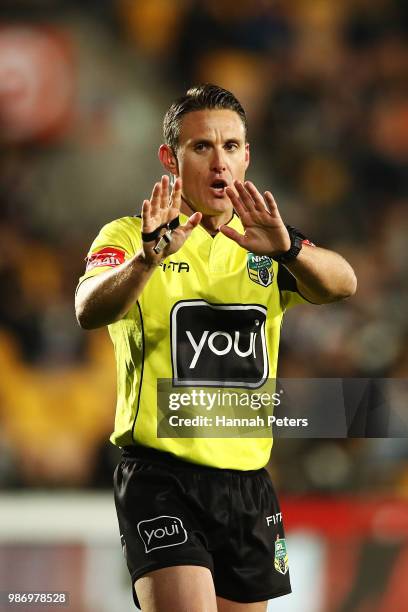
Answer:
[
  {"left": 170, "top": 301, "right": 269, "bottom": 388},
  {"left": 85, "top": 246, "right": 125, "bottom": 271}
]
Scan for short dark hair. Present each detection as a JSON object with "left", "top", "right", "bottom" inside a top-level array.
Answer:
[{"left": 163, "top": 84, "right": 247, "bottom": 152}]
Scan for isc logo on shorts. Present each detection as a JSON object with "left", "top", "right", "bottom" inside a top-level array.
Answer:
[
  {"left": 170, "top": 300, "right": 268, "bottom": 388},
  {"left": 137, "top": 515, "right": 187, "bottom": 553}
]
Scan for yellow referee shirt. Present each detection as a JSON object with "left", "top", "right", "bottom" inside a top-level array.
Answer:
[{"left": 78, "top": 213, "right": 307, "bottom": 470}]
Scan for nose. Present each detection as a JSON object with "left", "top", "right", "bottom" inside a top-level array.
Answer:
[{"left": 210, "top": 147, "right": 226, "bottom": 173}]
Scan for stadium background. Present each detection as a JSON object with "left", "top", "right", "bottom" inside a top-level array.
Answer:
[{"left": 0, "top": 1, "right": 407, "bottom": 610}]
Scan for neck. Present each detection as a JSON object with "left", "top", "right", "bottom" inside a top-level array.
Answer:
[{"left": 180, "top": 195, "right": 233, "bottom": 236}]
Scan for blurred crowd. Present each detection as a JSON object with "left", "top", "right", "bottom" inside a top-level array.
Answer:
[{"left": 0, "top": 0, "right": 407, "bottom": 491}]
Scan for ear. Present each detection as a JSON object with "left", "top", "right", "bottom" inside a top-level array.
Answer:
[
  {"left": 158, "top": 144, "right": 178, "bottom": 176},
  {"left": 244, "top": 142, "right": 250, "bottom": 171}
]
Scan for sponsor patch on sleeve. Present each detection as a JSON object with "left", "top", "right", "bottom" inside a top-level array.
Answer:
[{"left": 85, "top": 246, "right": 126, "bottom": 271}]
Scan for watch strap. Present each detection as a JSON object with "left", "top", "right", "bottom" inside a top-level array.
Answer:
[{"left": 273, "top": 225, "right": 307, "bottom": 264}]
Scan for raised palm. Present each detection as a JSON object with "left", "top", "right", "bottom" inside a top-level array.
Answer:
[
  {"left": 141, "top": 176, "right": 201, "bottom": 264},
  {"left": 220, "top": 180, "right": 290, "bottom": 256}
]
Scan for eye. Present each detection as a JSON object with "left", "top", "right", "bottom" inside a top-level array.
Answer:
[
  {"left": 225, "top": 142, "right": 239, "bottom": 151},
  {"left": 194, "top": 142, "right": 208, "bottom": 152}
]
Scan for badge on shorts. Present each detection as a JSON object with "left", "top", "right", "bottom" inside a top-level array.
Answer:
[
  {"left": 274, "top": 536, "right": 289, "bottom": 575},
  {"left": 247, "top": 253, "right": 274, "bottom": 287}
]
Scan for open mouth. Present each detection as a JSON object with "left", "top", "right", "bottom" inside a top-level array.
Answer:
[{"left": 210, "top": 179, "right": 227, "bottom": 195}]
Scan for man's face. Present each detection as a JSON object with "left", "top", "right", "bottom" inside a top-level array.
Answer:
[{"left": 175, "top": 109, "right": 249, "bottom": 215}]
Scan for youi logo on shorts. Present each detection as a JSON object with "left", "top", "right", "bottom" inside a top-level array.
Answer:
[
  {"left": 137, "top": 515, "right": 187, "bottom": 553},
  {"left": 171, "top": 301, "right": 269, "bottom": 388}
]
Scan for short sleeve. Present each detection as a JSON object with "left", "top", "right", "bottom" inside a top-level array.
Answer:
[
  {"left": 277, "top": 264, "right": 311, "bottom": 310},
  {"left": 76, "top": 216, "right": 142, "bottom": 290}
]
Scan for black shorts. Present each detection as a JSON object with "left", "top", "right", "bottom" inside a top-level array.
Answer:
[{"left": 113, "top": 446, "right": 291, "bottom": 608}]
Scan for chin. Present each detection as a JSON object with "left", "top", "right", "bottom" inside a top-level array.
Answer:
[
  {"left": 205, "top": 197, "right": 231, "bottom": 213},
  {"left": 187, "top": 194, "right": 231, "bottom": 216}
]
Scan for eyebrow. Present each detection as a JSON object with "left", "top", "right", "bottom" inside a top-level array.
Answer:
[
  {"left": 190, "top": 138, "right": 212, "bottom": 146},
  {"left": 190, "top": 137, "right": 243, "bottom": 146}
]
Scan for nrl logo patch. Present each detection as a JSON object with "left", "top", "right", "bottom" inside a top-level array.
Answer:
[
  {"left": 247, "top": 253, "right": 274, "bottom": 287},
  {"left": 274, "top": 536, "right": 289, "bottom": 575}
]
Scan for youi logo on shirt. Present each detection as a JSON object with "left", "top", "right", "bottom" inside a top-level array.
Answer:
[
  {"left": 137, "top": 515, "right": 187, "bottom": 553},
  {"left": 171, "top": 301, "right": 269, "bottom": 388}
]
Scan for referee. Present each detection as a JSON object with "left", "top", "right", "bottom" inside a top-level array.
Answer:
[{"left": 75, "top": 85, "right": 357, "bottom": 612}]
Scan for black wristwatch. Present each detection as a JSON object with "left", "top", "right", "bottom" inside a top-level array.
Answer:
[{"left": 272, "top": 225, "right": 306, "bottom": 264}]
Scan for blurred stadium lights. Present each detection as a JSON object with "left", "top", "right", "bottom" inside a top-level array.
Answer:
[{"left": 0, "top": 25, "right": 75, "bottom": 144}]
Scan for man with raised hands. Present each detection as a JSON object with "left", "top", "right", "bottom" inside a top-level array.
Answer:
[{"left": 76, "top": 84, "right": 356, "bottom": 612}]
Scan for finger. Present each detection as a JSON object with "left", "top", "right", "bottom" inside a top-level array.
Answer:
[
  {"left": 188, "top": 210, "right": 202, "bottom": 226},
  {"left": 225, "top": 186, "right": 250, "bottom": 222},
  {"left": 171, "top": 177, "right": 182, "bottom": 211},
  {"left": 150, "top": 182, "right": 161, "bottom": 217},
  {"left": 245, "top": 181, "right": 270, "bottom": 213},
  {"left": 160, "top": 175, "right": 169, "bottom": 209},
  {"left": 219, "top": 224, "right": 246, "bottom": 248},
  {"left": 170, "top": 211, "right": 201, "bottom": 249},
  {"left": 181, "top": 211, "right": 202, "bottom": 234},
  {"left": 141, "top": 199, "right": 155, "bottom": 234},
  {"left": 264, "top": 191, "right": 280, "bottom": 216},
  {"left": 234, "top": 180, "right": 258, "bottom": 213}
]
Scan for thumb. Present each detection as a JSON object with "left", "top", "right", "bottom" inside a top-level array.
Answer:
[
  {"left": 219, "top": 224, "right": 246, "bottom": 247},
  {"left": 182, "top": 211, "right": 202, "bottom": 233}
]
